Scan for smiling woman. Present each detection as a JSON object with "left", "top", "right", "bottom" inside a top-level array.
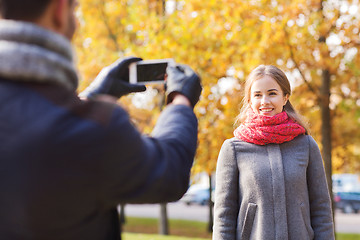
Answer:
[{"left": 213, "top": 65, "right": 335, "bottom": 240}]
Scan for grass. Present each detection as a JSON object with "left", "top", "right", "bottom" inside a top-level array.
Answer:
[
  {"left": 122, "top": 217, "right": 360, "bottom": 240},
  {"left": 336, "top": 233, "right": 360, "bottom": 240},
  {"left": 122, "top": 233, "right": 209, "bottom": 240},
  {"left": 122, "top": 217, "right": 212, "bottom": 239}
]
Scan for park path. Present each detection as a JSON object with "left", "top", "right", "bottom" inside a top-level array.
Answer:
[{"left": 123, "top": 202, "right": 360, "bottom": 234}]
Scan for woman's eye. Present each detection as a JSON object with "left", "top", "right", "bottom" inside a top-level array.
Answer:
[
  {"left": 269, "top": 92, "right": 277, "bottom": 95},
  {"left": 254, "top": 94, "right": 261, "bottom": 97}
]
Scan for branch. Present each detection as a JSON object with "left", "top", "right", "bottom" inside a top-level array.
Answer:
[
  {"left": 100, "top": 0, "right": 121, "bottom": 52},
  {"left": 283, "top": 28, "right": 319, "bottom": 97},
  {"left": 343, "top": 40, "right": 360, "bottom": 49}
]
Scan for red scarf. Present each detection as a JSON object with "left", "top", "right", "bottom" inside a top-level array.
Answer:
[{"left": 234, "top": 109, "right": 306, "bottom": 145}]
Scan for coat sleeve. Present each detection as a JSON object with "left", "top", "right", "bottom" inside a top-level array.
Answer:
[
  {"left": 100, "top": 104, "right": 198, "bottom": 205},
  {"left": 213, "top": 139, "right": 239, "bottom": 240},
  {"left": 306, "top": 136, "right": 335, "bottom": 239}
]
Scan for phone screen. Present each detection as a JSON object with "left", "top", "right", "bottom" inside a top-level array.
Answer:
[{"left": 136, "top": 62, "right": 168, "bottom": 83}]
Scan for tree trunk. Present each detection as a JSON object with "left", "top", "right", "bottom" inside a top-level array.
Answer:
[
  {"left": 207, "top": 173, "right": 214, "bottom": 233},
  {"left": 318, "top": 0, "right": 334, "bottom": 220},
  {"left": 119, "top": 204, "right": 126, "bottom": 225},
  {"left": 320, "top": 69, "right": 334, "bottom": 219},
  {"left": 159, "top": 203, "right": 169, "bottom": 235},
  {"left": 157, "top": 83, "right": 168, "bottom": 235}
]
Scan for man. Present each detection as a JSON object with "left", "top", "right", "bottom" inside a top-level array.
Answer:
[{"left": 0, "top": 0, "right": 202, "bottom": 239}]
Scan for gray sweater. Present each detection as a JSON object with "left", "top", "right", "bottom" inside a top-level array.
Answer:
[{"left": 213, "top": 135, "right": 334, "bottom": 240}]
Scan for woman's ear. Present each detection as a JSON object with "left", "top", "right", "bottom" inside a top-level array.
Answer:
[{"left": 283, "top": 94, "right": 289, "bottom": 106}]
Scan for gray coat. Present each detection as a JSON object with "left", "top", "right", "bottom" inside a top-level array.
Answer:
[{"left": 213, "top": 135, "right": 334, "bottom": 240}]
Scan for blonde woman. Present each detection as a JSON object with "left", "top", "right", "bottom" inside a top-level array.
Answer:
[{"left": 213, "top": 65, "right": 334, "bottom": 240}]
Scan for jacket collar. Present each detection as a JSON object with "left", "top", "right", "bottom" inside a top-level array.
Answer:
[{"left": 0, "top": 20, "right": 78, "bottom": 90}]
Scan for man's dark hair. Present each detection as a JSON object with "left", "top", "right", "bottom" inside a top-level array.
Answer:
[{"left": 0, "top": 0, "right": 52, "bottom": 21}]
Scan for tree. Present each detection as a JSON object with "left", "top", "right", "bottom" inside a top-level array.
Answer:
[
  {"left": 75, "top": 0, "right": 254, "bottom": 232},
  {"left": 75, "top": 1, "right": 171, "bottom": 234},
  {"left": 75, "top": 0, "right": 360, "bottom": 232}
]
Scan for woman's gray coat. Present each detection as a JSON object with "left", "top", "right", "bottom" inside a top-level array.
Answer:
[{"left": 213, "top": 135, "right": 334, "bottom": 240}]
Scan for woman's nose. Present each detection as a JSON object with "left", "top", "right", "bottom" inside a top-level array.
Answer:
[{"left": 261, "top": 96, "right": 270, "bottom": 105}]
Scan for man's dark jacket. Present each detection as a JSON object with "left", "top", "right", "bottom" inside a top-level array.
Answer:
[{"left": 0, "top": 78, "right": 198, "bottom": 239}]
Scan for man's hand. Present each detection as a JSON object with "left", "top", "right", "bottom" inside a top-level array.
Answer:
[
  {"left": 165, "top": 64, "right": 202, "bottom": 108},
  {"left": 79, "top": 57, "right": 146, "bottom": 99}
]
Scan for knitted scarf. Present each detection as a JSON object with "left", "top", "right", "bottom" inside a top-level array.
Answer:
[
  {"left": 234, "top": 109, "right": 306, "bottom": 145},
  {"left": 0, "top": 20, "right": 78, "bottom": 90}
]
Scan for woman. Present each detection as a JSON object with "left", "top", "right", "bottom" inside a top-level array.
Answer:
[{"left": 213, "top": 65, "right": 334, "bottom": 240}]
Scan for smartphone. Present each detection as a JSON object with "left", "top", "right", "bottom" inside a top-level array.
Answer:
[{"left": 129, "top": 59, "right": 175, "bottom": 85}]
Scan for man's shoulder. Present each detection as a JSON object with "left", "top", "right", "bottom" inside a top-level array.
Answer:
[{"left": 4, "top": 79, "right": 123, "bottom": 127}]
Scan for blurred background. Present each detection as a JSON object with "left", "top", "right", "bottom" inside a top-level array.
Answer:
[{"left": 74, "top": 0, "right": 360, "bottom": 239}]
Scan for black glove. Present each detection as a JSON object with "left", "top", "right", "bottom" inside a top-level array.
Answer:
[
  {"left": 166, "top": 64, "right": 202, "bottom": 107},
  {"left": 79, "top": 57, "right": 146, "bottom": 99}
]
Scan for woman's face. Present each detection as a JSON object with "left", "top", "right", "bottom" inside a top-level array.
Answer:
[{"left": 250, "top": 75, "right": 289, "bottom": 117}]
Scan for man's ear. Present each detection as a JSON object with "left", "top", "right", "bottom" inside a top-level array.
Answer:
[{"left": 53, "top": 0, "right": 68, "bottom": 30}]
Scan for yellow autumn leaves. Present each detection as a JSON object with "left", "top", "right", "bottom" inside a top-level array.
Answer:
[{"left": 75, "top": 0, "right": 360, "bottom": 175}]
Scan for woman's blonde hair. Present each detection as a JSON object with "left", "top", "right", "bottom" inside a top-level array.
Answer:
[{"left": 235, "top": 65, "right": 309, "bottom": 134}]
